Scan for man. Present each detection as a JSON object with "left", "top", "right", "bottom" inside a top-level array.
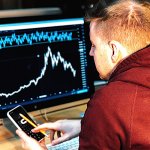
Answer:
[{"left": 16, "top": 0, "right": 150, "bottom": 149}]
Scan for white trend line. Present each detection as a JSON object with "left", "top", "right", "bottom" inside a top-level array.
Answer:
[
  {"left": 49, "top": 47, "right": 76, "bottom": 77},
  {"left": 0, "top": 46, "right": 76, "bottom": 98}
]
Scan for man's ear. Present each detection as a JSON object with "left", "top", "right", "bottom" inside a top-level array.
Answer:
[{"left": 108, "top": 40, "right": 127, "bottom": 63}]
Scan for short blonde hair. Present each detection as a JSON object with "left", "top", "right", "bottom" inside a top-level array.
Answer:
[{"left": 86, "top": 0, "right": 150, "bottom": 52}]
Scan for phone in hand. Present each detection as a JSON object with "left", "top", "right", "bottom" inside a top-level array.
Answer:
[{"left": 7, "top": 105, "right": 45, "bottom": 141}]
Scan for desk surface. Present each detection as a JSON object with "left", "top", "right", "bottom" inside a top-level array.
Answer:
[{"left": 0, "top": 99, "right": 89, "bottom": 150}]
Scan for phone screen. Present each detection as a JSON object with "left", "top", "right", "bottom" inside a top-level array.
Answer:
[{"left": 7, "top": 105, "right": 45, "bottom": 141}]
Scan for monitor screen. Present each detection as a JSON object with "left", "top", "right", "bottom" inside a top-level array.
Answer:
[{"left": 0, "top": 17, "right": 94, "bottom": 117}]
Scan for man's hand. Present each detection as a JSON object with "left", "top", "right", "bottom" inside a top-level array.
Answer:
[
  {"left": 32, "top": 119, "right": 81, "bottom": 146},
  {"left": 16, "top": 129, "right": 47, "bottom": 150}
]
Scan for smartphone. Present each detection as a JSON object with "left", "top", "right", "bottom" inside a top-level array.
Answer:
[{"left": 7, "top": 105, "right": 45, "bottom": 141}]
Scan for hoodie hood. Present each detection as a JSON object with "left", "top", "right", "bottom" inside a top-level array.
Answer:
[{"left": 109, "top": 45, "right": 150, "bottom": 88}]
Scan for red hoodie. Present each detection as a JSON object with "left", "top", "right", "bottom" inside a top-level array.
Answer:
[{"left": 79, "top": 45, "right": 150, "bottom": 150}]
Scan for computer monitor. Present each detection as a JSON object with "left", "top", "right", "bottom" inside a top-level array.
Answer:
[{"left": 0, "top": 16, "right": 94, "bottom": 118}]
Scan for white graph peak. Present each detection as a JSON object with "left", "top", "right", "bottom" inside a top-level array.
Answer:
[{"left": 0, "top": 46, "right": 76, "bottom": 98}]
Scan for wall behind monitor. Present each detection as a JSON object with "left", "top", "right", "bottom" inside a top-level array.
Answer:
[{"left": 0, "top": 0, "right": 116, "bottom": 16}]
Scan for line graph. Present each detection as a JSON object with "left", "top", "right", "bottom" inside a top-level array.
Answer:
[
  {"left": 0, "top": 31, "right": 73, "bottom": 49},
  {"left": 0, "top": 46, "right": 76, "bottom": 98}
]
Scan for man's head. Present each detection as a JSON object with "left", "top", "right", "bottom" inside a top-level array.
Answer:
[{"left": 86, "top": 0, "right": 150, "bottom": 80}]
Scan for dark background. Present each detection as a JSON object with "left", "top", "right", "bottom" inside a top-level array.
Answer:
[{"left": 0, "top": 0, "right": 114, "bottom": 11}]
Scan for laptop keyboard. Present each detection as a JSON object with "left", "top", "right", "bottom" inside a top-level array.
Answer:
[{"left": 47, "top": 136, "right": 79, "bottom": 150}]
